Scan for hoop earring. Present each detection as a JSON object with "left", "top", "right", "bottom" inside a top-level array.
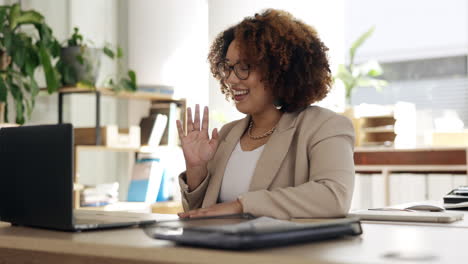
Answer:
[{"left": 273, "top": 99, "right": 283, "bottom": 110}]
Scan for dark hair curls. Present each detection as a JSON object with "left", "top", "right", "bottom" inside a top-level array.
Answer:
[{"left": 208, "top": 9, "right": 332, "bottom": 112}]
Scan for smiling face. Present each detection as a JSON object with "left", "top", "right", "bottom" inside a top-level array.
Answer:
[{"left": 224, "top": 40, "right": 275, "bottom": 115}]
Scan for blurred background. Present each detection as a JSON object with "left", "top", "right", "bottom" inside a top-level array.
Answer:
[{"left": 2, "top": 0, "right": 467, "bottom": 211}]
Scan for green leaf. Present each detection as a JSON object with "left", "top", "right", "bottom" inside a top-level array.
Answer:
[
  {"left": 103, "top": 46, "right": 114, "bottom": 59},
  {"left": 335, "top": 64, "right": 355, "bottom": 89},
  {"left": 23, "top": 81, "right": 30, "bottom": 92},
  {"left": 3, "top": 29, "right": 13, "bottom": 54},
  {"left": 38, "top": 43, "right": 59, "bottom": 93},
  {"left": 0, "top": 8, "right": 7, "bottom": 27},
  {"left": 15, "top": 100, "right": 24, "bottom": 124},
  {"left": 349, "top": 26, "right": 375, "bottom": 66},
  {"left": 9, "top": 81, "right": 25, "bottom": 124},
  {"left": 128, "top": 70, "right": 136, "bottom": 86},
  {"left": 117, "top": 47, "right": 123, "bottom": 58},
  {"left": 356, "top": 78, "right": 388, "bottom": 91},
  {"left": 77, "top": 80, "right": 94, "bottom": 89},
  {"left": 25, "top": 55, "right": 36, "bottom": 77},
  {"left": 30, "top": 77, "right": 39, "bottom": 97},
  {"left": 50, "top": 40, "right": 61, "bottom": 57},
  {"left": 8, "top": 3, "right": 21, "bottom": 30},
  {"left": 356, "top": 60, "right": 383, "bottom": 77},
  {"left": 0, "top": 77, "right": 7, "bottom": 102},
  {"left": 25, "top": 97, "right": 32, "bottom": 119},
  {"left": 9, "top": 80, "right": 21, "bottom": 100},
  {"left": 3, "top": 100, "right": 8, "bottom": 122},
  {"left": 121, "top": 79, "right": 133, "bottom": 91},
  {"left": 76, "top": 54, "right": 84, "bottom": 65},
  {"left": 13, "top": 10, "right": 44, "bottom": 28},
  {"left": 12, "top": 37, "right": 26, "bottom": 69}
]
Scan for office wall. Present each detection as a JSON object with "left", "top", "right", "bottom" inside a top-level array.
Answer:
[
  {"left": 207, "top": 0, "right": 346, "bottom": 127},
  {"left": 346, "top": 0, "right": 468, "bottom": 63},
  {"left": 127, "top": 0, "right": 209, "bottom": 108}
]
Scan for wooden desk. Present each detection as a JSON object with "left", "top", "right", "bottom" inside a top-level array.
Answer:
[
  {"left": 354, "top": 147, "right": 468, "bottom": 205},
  {"left": 1, "top": 213, "right": 468, "bottom": 263}
]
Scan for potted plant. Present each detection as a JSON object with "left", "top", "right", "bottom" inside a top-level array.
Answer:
[
  {"left": 0, "top": 3, "right": 60, "bottom": 124},
  {"left": 334, "top": 26, "right": 388, "bottom": 106},
  {"left": 57, "top": 27, "right": 102, "bottom": 88},
  {"left": 57, "top": 27, "right": 137, "bottom": 92}
]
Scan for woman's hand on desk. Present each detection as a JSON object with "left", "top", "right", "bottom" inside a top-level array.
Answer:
[
  {"left": 177, "top": 105, "right": 219, "bottom": 190},
  {"left": 178, "top": 199, "right": 243, "bottom": 218}
]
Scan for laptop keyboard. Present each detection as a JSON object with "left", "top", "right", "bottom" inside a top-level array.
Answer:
[{"left": 74, "top": 217, "right": 128, "bottom": 225}]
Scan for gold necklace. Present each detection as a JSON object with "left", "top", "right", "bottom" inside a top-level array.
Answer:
[{"left": 247, "top": 121, "right": 276, "bottom": 140}]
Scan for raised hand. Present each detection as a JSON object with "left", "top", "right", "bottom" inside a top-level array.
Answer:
[{"left": 176, "top": 105, "right": 219, "bottom": 190}]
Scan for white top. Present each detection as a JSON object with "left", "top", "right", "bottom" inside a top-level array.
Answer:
[{"left": 218, "top": 141, "right": 265, "bottom": 203}]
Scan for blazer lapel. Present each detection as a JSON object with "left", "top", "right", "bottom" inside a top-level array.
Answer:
[
  {"left": 249, "top": 112, "right": 298, "bottom": 191},
  {"left": 202, "top": 116, "right": 250, "bottom": 207}
]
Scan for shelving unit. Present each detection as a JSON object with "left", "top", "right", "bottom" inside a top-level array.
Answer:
[
  {"left": 57, "top": 87, "right": 185, "bottom": 145},
  {"left": 58, "top": 87, "right": 186, "bottom": 208},
  {"left": 358, "top": 115, "right": 396, "bottom": 147}
]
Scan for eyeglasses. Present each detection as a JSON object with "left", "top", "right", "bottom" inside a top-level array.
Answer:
[{"left": 216, "top": 61, "right": 250, "bottom": 80}]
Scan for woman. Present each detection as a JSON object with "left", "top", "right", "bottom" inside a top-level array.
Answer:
[{"left": 176, "top": 9, "right": 355, "bottom": 220}]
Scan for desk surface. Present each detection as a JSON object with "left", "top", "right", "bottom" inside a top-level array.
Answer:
[{"left": 1, "top": 213, "right": 468, "bottom": 264}]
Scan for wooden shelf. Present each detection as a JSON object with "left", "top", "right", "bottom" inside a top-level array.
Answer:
[
  {"left": 75, "top": 145, "right": 140, "bottom": 152},
  {"left": 75, "top": 145, "right": 171, "bottom": 153},
  {"left": 361, "top": 126, "right": 395, "bottom": 133},
  {"left": 58, "top": 87, "right": 175, "bottom": 101},
  {"left": 357, "top": 113, "right": 397, "bottom": 147}
]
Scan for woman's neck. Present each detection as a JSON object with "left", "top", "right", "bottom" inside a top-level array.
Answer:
[{"left": 250, "top": 108, "right": 283, "bottom": 129}]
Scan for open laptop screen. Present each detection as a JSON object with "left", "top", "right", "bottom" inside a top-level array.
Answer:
[{"left": 0, "top": 124, "right": 74, "bottom": 230}]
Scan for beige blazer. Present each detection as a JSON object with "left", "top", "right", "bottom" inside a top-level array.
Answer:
[{"left": 179, "top": 106, "right": 355, "bottom": 220}]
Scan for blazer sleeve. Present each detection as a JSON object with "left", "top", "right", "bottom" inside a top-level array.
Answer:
[
  {"left": 238, "top": 114, "right": 355, "bottom": 220},
  {"left": 179, "top": 171, "right": 210, "bottom": 211}
]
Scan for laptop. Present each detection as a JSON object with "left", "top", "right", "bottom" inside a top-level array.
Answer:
[{"left": 0, "top": 124, "right": 156, "bottom": 231}]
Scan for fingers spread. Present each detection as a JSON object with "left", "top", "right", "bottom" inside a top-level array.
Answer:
[
  {"left": 210, "top": 128, "right": 219, "bottom": 147},
  {"left": 176, "top": 120, "right": 184, "bottom": 139},
  {"left": 201, "top": 106, "right": 209, "bottom": 133},
  {"left": 194, "top": 104, "right": 200, "bottom": 130},
  {"left": 187, "top": 107, "right": 194, "bottom": 132}
]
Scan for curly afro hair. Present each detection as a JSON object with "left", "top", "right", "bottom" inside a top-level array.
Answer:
[{"left": 208, "top": 9, "right": 332, "bottom": 112}]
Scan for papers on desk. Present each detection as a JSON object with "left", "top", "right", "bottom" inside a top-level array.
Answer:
[
  {"left": 444, "top": 201, "right": 468, "bottom": 209},
  {"left": 348, "top": 209, "right": 464, "bottom": 223}
]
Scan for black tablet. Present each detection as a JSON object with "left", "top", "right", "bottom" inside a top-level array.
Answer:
[{"left": 144, "top": 214, "right": 362, "bottom": 250}]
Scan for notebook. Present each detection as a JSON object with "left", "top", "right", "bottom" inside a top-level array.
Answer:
[
  {"left": 0, "top": 124, "right": 156, "bottom": 231},
  {"left": 144, "top": 214, "right": 363, "bottom": 249}
]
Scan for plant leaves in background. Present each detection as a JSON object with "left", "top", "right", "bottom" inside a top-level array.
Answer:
[
  {"left": 3, "top": 100, "right": 8, "bottom": 122},
  {"left": 334, "top": 26, "right": 387, "bottom": 104},
  {"left": 0, "top": 8, "right": 8, "bottom": 27},
  {"left": 8, "top": 3, "right": 20, "bottom": 30},
  {"left": 103, "top": 46, "right": 114, "bottom": 59},
  {"left": 13, "top": 10, "right": 43, "bottom": 27},
  {"left": 128, "top": 70, "right": 136, "bottom": 88},
  {"left": 30, "top": 77, "right": 39, "bottom": 97},
  {"left": 0, "top": 77, "right": 7, "bottom": 102},
  {"left": 9, "top": 81, "right": 25, "bottom": 124},
  {"left": 116, "top": 46, "right": 123, "bottom": 58},
  {"left": 38, "top": 43, "right": 59, "bottom": 93},
  {"left": 349, "top": 26, "right": 375, "bottom": 67}
]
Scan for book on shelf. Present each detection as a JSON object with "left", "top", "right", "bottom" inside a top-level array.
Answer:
[
  {"left": 138, "top": 84, "right": 174, "bottom": 95},
  {"left": 127, "top": 156, "right": 165, "bottom": 203},
  {"left": 148, "top": 114, "right": 168, "bottom": 147},
  {"left": 80, "top": 182, "right": 119, "bottom": 207}
]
